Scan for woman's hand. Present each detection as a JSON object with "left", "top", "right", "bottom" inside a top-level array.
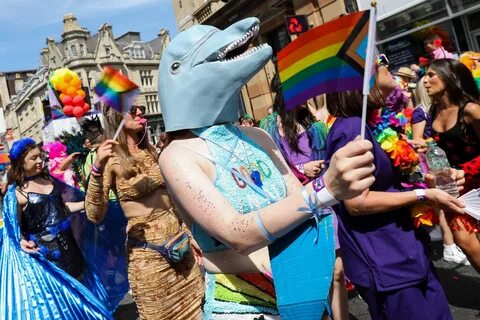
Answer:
[
  {"left": 323, "top": 138, "right": 376, "bottom": 200},
  {"left": 410, "top": 139, "right": 428, "bottom": 153},
  {"left": 20, "top": 239, "right": 39, "bottom": 254},
  {"left": 425, "top": 188, "right": 465, "bottom": 214},
  {"left": 94, "top": 139, "right": 118, "bottom": 169},
  {"left": 189, "top": 237, "right": 203, "bottom": 266},
  {"left": 303, "top": 160, "right": 325, "bottom": 178},
  {"left": 425, "top": 169, "right": 465, "bottom": 192}
]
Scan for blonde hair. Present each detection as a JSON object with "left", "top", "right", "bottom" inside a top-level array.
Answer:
[
  {"left": 102, "top": 104, "right": 157, "bottom": 179},
  {"left": 414, "top": 76, "right": 432, "bottom": 111}
]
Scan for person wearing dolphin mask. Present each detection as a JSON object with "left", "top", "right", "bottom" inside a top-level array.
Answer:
[{"left": 159, "top": 17, "right": 376, "bottom": 319}]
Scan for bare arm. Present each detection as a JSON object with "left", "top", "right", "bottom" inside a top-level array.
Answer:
[
  {"left": 464, "top": 102, "right": 480, "bottom": 139},
  {"left": 344, "top": 186, "right": 464, "bottom": 216},
  {"left": 160, "top": 130, "right": 375, "bottom": 255},
  {"left": 65, "top": 201, "right": 85, "bottom": 213},
  {"left": 85, "top": 140, "right": 118, "bottom": 224},
  {"left": 57, "top": 153, "right": 81, "bottom": 171},
  {"left": 411, "top": 120, "right": 426, "bottom": 141}
]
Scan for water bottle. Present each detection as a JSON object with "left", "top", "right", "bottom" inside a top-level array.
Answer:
[{"left": 426, "top": 141, "right": 459, "bottom": 197}]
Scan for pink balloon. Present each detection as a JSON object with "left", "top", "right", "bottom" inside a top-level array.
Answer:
[
  {"left": 72, "top": 95, "right": 84, "bottom": 107},
  {"left": 61, "top": 96, "right": 73, "bottom": 106},
  {"left": 73, "top": 106, "right": 84, "bottom": 118},
  {"left": 83, "top": 103, "right": 90, "bottom": 112},
  {"left": 63, "top": 105, "right": 74, "bottom": 116}
]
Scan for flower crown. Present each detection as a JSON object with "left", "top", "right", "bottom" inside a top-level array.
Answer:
[{"left": 9, "top": 138, "right": 36, "bottom": 162}]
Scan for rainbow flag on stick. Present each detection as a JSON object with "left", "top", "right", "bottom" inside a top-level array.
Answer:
[
  {"left": 278, "top": 10, "right": 374, "bottom": 110},
  {"left": 94, "top": 66, "right": 139, "bottom": 113}
]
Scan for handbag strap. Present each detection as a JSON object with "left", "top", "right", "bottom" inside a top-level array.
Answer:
[{"left": 181, "top": 144, "right": 277, "bottom": 203}]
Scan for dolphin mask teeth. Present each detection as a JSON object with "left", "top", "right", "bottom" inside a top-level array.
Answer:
[{"left": 215, "top": 24, "right": 260, "bottom": 61}]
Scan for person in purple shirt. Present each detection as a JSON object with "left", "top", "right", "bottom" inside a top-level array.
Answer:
[{"left": 324, "top": 65, "right": 465, "bottom": 320}]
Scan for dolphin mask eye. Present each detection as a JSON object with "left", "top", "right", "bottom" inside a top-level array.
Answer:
[{"left": 170, "top": 62, "right": 181, "bottom": 74}]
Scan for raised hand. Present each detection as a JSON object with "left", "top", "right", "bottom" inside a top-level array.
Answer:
[{"left": 323, "top": 139, "right": 376, "bottom": 200}]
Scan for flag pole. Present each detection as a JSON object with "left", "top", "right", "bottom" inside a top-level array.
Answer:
[
  {"left": 113, "top": 117, "right": 126, "bottom": 140},
  {"left": 360, "top": 1, "right": 378, "bottom": 139}
]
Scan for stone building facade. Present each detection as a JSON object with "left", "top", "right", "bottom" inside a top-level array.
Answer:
[
  {"left": 2, "top": 13, "right": 170, "bottom": 145},
  {"left": 172, "top": 0, "right": 358, "bottom": 121}
]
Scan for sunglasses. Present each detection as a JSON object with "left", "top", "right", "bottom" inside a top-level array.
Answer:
[{"left": 129, "top": 105, "right": 146, "bottom": 115}]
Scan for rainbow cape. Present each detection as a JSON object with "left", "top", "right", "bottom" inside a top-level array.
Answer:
[
  {"left": 94, "top": 66, "right": 139, "bottom": 113},
  {"left": 278, "top": 10, "right": 372, "bottom": 110}
]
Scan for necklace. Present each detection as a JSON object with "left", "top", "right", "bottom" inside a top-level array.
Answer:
[
  {"left": 25, "top": 174, "right": 40, "bottom": 182},
  {"left": 199, "top": 126, "right": 264, "bottom": 189}
]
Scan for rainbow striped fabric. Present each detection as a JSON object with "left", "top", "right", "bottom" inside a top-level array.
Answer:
[
  {"left": 94, "top": 66, "right": 139, "bottom": 113},
  {"left": 278, "top": 10, "right": 371, "bottom": 110}
]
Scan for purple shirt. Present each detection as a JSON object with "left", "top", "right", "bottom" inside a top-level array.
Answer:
[
  {"left": 412, "top": 106, "right": 433, "bottom": 138},
  {"left": 278, "top": 131, "right": 312, "bottom": 166},
  {"left": 325, "top": 117, "right": 430, "bottom": 291}
]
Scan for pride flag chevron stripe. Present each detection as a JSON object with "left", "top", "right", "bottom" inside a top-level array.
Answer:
[{"left": 277, "top": 10, "right": 372, "bottom": 110}]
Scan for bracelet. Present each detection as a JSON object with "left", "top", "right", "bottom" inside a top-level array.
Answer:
[
  {"left": 253, "top": 211, "right": 276, "bottom": 242},
  {"left": 312, "top": 176, "right": 338, "bottom": 206},
  {"left": 90, "top": 170, "right": 103, "bottom": 177},
  {"left": 91, "top": 164, "right": 104, "bottom": 175},
  {"left": 296, "top": 163, "right": 305, "bottom": 174},
  {"left": 414, "top": 189, "right": 427, "bottom": 201}
]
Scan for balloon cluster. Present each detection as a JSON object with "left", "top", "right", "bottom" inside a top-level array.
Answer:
[{"left": 49, "top": 68, "right": 90, "bottom": 118}]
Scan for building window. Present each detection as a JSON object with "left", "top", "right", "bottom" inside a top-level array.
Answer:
[
  {"left": 145, "top": 94, "right": 159, "bottom": 114},
  {"left": 129, "top": 43, "right": 146, "bottom": 59},
  {"left": 105, "top": 46, "right": 111, "bottom": 56},
  {"left": 65, "top": 47, "right": 70, "bottom": 59},
  {"left": 51, "top": 57, "right": 56, "bottom": 64},
  {"left": 71, "top": 45, "right": 78, "bottom": 57},
  {"left": 344, "top": 0, "right": 358, "bottom": 13},
  {"left": 140, "top": 70, "right": 153, "bottom": 86},
  {"left": 179, "top": 0, "right": 182, "bottom": 9},
  {"left": 79, "top": 44, "right": 85, "bottom": 56}
]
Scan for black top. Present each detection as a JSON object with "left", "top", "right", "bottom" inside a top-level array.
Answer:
[
  {"left": 434, "top": 118, "right": 480, "bottom": 168},
  {"left": 20, "top": 179, "right": 84, "bottom": 278}
]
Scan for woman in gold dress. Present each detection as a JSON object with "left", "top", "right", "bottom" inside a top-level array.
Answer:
[{"left": 85, "top": 105, "right": 203, "bottom": 319}]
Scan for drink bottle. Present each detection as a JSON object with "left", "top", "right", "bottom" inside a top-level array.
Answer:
[{"left": 426, "top": 141, "right": 459, "bottom": 197}]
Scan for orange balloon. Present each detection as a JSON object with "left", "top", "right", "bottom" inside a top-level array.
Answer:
[
  {"left": 70, "top": 77, "right": 82, "bottom": 88},
  {"left": 66, "top": 86, "right": 77, "bottom": 97},
  {"left": 59, "top": 93, "right": 66, "bottom": 100}
]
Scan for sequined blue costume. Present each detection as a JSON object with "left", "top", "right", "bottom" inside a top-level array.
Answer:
[{"left": 0, "top": 183, "right": 113, "bottom": 319}]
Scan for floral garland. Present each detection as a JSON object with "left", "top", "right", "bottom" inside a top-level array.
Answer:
[{"left": 368, "top": 87, "right": 437, "bottom": 227}]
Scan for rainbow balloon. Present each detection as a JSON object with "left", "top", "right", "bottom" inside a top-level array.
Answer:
[
  {"left": 278, "top": 10, "right": 372, "bottom": 110},
  {"left": 94, "top": 66, "right": 139, "bottom": 113}
]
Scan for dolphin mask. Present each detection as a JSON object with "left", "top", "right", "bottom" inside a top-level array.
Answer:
[{"left": 159, "top": 17, "right": 273, "bottom": 132}]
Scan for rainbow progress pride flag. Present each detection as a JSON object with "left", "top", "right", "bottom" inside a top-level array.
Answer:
[
  {"left": 94, "top": 66, "right": 139, "bottom": 113},
  {"left": 278, "top": 10, "right": 372, "bottom": 110}
]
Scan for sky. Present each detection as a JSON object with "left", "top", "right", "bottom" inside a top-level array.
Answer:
[{"left": 0, "top": 0, "right": 178, "bottom": 72}]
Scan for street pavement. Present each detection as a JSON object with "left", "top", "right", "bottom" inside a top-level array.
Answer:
[{"left": 115, "top": 231, "right": 480, "bottom": 320}]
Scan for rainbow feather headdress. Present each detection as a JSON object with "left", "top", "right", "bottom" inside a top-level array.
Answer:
[{"left": 94, "top": 66, "right": 139, "bottom": 113}]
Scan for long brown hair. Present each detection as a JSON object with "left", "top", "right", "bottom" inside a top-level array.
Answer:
[
  {"left": 8, "top": 144, "right": 49, "bottom": 187},
  {"left": 102, "top": 104, "right": 157, "bottom": 179},
  {"left": 428, "top": 59, "right": 480, "bottom": 136}
]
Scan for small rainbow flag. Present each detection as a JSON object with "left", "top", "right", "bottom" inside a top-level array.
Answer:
[
  {"left": 278, "top": 10, "right": 372, "bottom": 110},
  {"left": 94, "top": 66, "right": 139, "bottom": 113}
]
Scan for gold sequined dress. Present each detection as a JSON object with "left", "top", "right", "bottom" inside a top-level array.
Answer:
[{"left": 86, "top": 148, "right": 203, "bottom": 319}]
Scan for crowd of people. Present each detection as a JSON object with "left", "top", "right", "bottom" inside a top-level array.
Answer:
[{"left": 0, "top": 17, "right": 479, "bottom": 320}]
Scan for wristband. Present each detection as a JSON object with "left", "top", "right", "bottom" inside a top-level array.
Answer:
[
  {"left": 91, "top": 164, "right": 104, "bottom": 174},
  {"left": 414, "top": 189, "right": 427, "bottom": 201},
  {"left": 312, "top": 176, "right": 338, "bottom": 206},
  {"left": 295, "top": 163, "right": 305, "bottom": 174},
  {"left": 254, "top": 211, "right": 276, "bottom": 242}
]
